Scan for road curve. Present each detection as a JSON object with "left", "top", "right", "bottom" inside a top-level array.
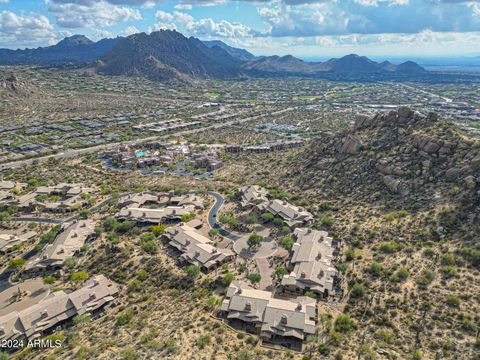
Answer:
[{"left": 207, "top": 191, "right": 241, "bottom": 242}]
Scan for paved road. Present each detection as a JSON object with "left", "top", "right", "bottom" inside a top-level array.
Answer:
[
  {"left": 207, "top": 191, "right": 241, "bottom": 242},
  {"left": 11, "top": 217, "right": 64, "bottom": 224},
  {"left": 0, "top": 108, "right": 295, "bottom": 171}
]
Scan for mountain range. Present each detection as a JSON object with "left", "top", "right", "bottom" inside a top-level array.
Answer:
[{"left": 0, "top": 30, "right": 427, "bottom": 83}]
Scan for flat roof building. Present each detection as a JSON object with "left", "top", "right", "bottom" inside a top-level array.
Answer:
[{"left": 281, "top": 228, "right": 337, "bottom": 297}]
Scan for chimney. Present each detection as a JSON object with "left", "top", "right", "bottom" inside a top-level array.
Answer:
[
  {"left": 300, "top": 272, "right": 306, "bottom": 279},
  {"left": 244, "top": 302, "right": 252, "bottom": 311},
  {"left": 280, "top": 314, "right": 288, "bottom": 324},
  {"left": 296, "top": 303, "right": 302, "bottom": 311},
  {"left": 319, "top": 270, "right": 325, "bottom": 279}
]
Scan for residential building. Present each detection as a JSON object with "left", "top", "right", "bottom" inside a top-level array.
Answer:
[
  {"left": 117, "top": 205, "right": 194, "bottom": 225},
  {"left": 0, "top": 275, "right": 118, "bottom": 342},
  {"left": 281, "top": 228, "right": 338, "bottom": 297},
  {"left": 238, "top": 185, "right": 269, "bottom": 207},
  {"left": 221, "top": 281, "right": 316, "bottom": 351},
  {"left": 24, "top": 220, "right": 96, "bottom": 273},
  {"left": 258, "top": 199, "right": 313, "bottom": 227},
  {"left": 164, "top": 223, "right": 234, "bottom": 271}
]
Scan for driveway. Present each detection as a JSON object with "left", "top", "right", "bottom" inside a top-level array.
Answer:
[
  {"left": 0, "top": 279, "right": 49, "bottom": 316},
  {"left": 255, "top": 258, "right": 274, "bottom": 291}
]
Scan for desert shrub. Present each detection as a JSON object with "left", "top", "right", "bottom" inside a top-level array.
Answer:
[
  {"left": 334, "top": 315, "right": 356, "bottom": 333},
  {"left": 345, "top": 248, "right": 355, "bottom": 261},
  {"left": 350, "top": 283, "right": 365, "bottom": 299},
  {"left": 71, "top": 271, "right": 89, "bottom": 282},
  {"left": 416, "top": 269, "right": 435, "bottom": 286},
  {"left": 445, "top": 295, "right": 460, "bottom": 307},
  {"left": 184, "top": 265, "right": 200, "bottom": 278}
]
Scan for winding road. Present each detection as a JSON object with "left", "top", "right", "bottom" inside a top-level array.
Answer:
[{"left": 207, "top": 191, "right": 241, "bottom": 241}]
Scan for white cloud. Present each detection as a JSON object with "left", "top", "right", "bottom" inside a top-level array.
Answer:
[
  {"left": 155, "top": 10, "right": 174, "bottom": 22},
  {"left": 154, "top": 22, "right": 177, "bottom": 31},
  {"left": 90, "top": 28, "right": 113, "bottom": 40},
  {"left": 152, "top": 9, "right": 257, "bottom": 39},
  {"left": 121, "top": 25, "right": 140, "bottom": 36},
  {"left": 174, "top": 4, "right": 193, "bottom": 10},
  {"left": 47, "top": 0, "right": 141, "bottom": 28},
  {"left": 0, "top": 0, "right": 10, "bottom": 4},
  {"left": 0, "top": 10, "right": 56, "bottom": 48}
]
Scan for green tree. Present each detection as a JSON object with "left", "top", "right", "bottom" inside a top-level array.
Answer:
[
  {"left": 247, "top": 233, "right": 263, "bottom": 248},
  {"left": 273, "top": 267, "right": 288, "bottom": 280},
  {"left": 261, "top": 212, "right": 274, "bottom": 223},
  {"left": 279, "top": 236, "right": 294, "bottom": 250},
  {"left": 247, "top": 273, "right": 261, "bottom": 284},
  {"left": 8, "top": 258, "right": 25, "bottom": 269},
  {"left": 221, "top": 272, "right": 235, "bottom": 287},
  {"left": 184, "top": 265, "right": 200, "bottom": 278}
]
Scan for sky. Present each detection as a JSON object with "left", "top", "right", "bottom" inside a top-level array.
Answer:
[{"left": 1, "top": 0, "right": 480, "bottom": 58}]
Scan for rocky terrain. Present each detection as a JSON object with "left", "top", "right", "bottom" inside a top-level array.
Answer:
[{"left": 218, "top": 107, "right": 479, "bottom": 358}]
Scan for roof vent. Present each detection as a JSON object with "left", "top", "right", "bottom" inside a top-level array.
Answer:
[
  {"left": 280, "top": 314, "right": 288, "bottom": 324},
  {"left": 245, "top": 302, "right": 252, "bottom": 311},
  {"left": 296, "top": 303, "right": 302, "bottom": 311},
  {"left": 300, "top": 272, "right": 306, "bottom": 278}
]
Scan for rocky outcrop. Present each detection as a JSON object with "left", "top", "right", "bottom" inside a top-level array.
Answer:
[
  {"left": 305, "top": 106, "right": 480, "bottom": 211},
  {"left": 341, "top": 135, "right": 363, "bottom": 154}
]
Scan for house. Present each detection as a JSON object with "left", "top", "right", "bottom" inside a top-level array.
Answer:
[
  {"left": 164, "top": 223, "right": 234, "bottom": 272},
  {"left": 238, "top": 185, "right": 269, "bottom": 207},
  {"left": 221, "top": 281, "right": 316, "bottom": 351},
  {"left": 0, "top": 181, "right": 27, "bottom": 191},
  {"left": 257, "top": 199, "right": 313, "bottom": 227},
  {"left": 0, "top": 232, "right": 34, "bottom": 253},
  {"left": 0, "top": 275, "right": 118, "bottom": 342},
  {"left": 117, "top": 205, "right": 194, "bottom": 225},
  {"left": 24, "top": 220, "right": 96, "bottom": 273},
  {"left": 281, "top": 228, "right": 337, "bottom": 297},
  {"left": 117, "top": 192, "right": 160, "bottom": 208},
  {"left": 165, "top": 193, "right": 204, "bottom": 210}
]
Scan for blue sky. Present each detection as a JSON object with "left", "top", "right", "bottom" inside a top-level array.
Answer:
[{"left": 1, "top": 0, "right": 480, "bottom": 58}]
